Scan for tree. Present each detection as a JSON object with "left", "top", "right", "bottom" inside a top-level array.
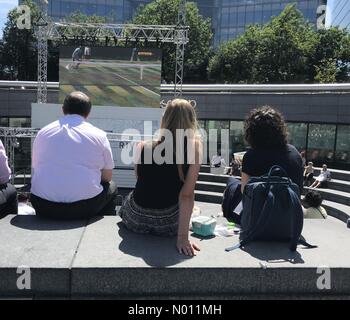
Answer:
[
  {"left": 1, "top": 0, "right": 40, "bottom": 80},
  {"left": 208, "top": 4, "right": 350, "bottom": 84},
  {"left": 312, "top": 28, "right": 350, "bottom": 83},
  {"left": 0, "top": 3, "right": 111, "bottom": 82},
  {"left": 132, "top": 0, "right": 213, "bottom": 83}
]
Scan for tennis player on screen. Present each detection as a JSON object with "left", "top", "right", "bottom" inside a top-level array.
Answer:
[{"left": 71, "top": 46, "right": 84, "bottom": 69}]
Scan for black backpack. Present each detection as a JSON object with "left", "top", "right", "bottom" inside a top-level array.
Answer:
[{"left": 226, "top": 166, "right": 316, "bottom": 252}]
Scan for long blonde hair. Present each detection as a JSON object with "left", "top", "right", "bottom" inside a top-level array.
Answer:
[{"left": 158, "top": 99, "right": 199, "bottom": 182}]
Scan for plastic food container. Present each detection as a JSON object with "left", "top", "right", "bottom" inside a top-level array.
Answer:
[{"left": 191, "top": 216, "right": 217, "bottom": 237}]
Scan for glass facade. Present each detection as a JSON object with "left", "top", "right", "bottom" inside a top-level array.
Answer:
[
  {"left": 335, "top": 125, "right": 350, "bottom": 166},
  {"left": 1, "top": 117, "right": 349, "bottom": 170},
  {"left": 287, "top": 122, "right": 308, "bottom": 152},
  {"left": 326, "top": 0, "right": 350, "bottom": 30},
  {"left": 22, "top": 0, "right": 325, "bottom": 45},
  {"left": 218, "top": 0, "right": 326, "bottom": 44},
  {"left": 198, "top": 119, "right": 350, "bottom": 170}
]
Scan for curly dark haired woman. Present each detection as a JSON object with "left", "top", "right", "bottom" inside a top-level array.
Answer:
[{"left": 241, "top": 106, "right": 303, "bottom": 193}]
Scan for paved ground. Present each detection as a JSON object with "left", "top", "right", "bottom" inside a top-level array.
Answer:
[{"left": 72, "top": 202, "right": 350, "bottom": 269}]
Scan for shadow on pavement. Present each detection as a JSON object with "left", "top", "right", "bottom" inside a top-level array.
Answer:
[
  {"left": 241, "top": 242, "right": 305, "bottom": 264},
  {"left": 117, "top": 222, "right": 193, "bottom": 267},
  {"left": 10, "top": 215, "right": 92, "bottom": 231}
]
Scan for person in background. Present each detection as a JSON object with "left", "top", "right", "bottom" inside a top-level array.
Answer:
[
  {"left": 0, "top": 140, "right": 17, "bottom": 217},
  {"left": 310, "top": 164, "right": 331, "bottom": 189},
  {"left": 119, "top": 99, "right": 203, "bottom": 256},
  {"left": 211, "top": 152, "right": 226, "bottom": 168},
  {"left": 72, "top": 46, "right": 84, "bottom": 69},
  {"left": 303, "top": 161, "right": 314, "bottom": 187},
  {"left": 241, "top": 106, "right": 303, "bottom": 193},
  {"left": 226, "top": 155, "right": 241, "bottom": 176},
  {"left": 31, "top": 91, "right": 118, "bottom": 219},
  {"left": 302, "top": 190, "right": 327, "bottom": 219}
]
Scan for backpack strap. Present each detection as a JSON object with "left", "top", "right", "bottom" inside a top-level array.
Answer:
[
  {"left": 287, "top": 187, "right": 318, "bottom": 251},
  {"left": 298, "top": 235, "right": 318, "bottom": 249},
  {"left": 288, "top": 187, "right": 303, "bottom": 251}
]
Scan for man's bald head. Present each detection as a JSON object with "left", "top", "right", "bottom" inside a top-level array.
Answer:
[{"left": 62, "top": 91, "right": 92, "bottom": 118}]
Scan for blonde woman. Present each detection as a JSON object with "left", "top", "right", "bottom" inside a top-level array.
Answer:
[{"left": 119, "top": 99, "right": 203, "bottom": 256}]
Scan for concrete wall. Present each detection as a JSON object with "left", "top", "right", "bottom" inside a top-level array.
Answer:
[
  {"left": 1, "top": 88, "right": 350, "bottom": 125},
  {"left": 163, "top": 92, "right": 350, "bottom": 124}
]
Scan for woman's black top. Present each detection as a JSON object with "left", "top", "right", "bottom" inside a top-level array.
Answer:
[
  {"left": 133, "top": 142, "right": 190, "bottom": 209},
  {"left": 242, "top": 144, "right": 303, "bottom": 191}
]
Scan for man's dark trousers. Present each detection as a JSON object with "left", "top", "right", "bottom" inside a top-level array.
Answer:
[{"left": 31, "top": 181, "right": 118, "bottom": 220}]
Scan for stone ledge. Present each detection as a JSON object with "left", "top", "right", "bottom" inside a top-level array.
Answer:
[{"left": 0, "top": 203, "right": 349, "bottom": 299}]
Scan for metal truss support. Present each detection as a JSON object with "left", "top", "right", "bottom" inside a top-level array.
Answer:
[
  {"left": 36, "top": 2, "right": 189, "bottom": 102},
  {"left": 48, "top": 23, "right": 185, "bottom": 43},
  {"left": 0, "top": 128, "right": 38, "bottom": 183},
  {"left": 0, "top": 127, "right": 151, "bottom": 179},
  {"left": 36, "top": 0, "right": 49, "bottom": 104},
  {"left": 174, "top": 0, "right": 187, "bottom": 98}
]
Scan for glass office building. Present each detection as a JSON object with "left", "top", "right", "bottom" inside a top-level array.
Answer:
[
  {"left": 21, "top": 0, "right": 326, "bottom": 45},
  {"left": 217, "top": 0, "right": 326, "bottom": 44},
  {"left": 326, "top": 0, "right": 350, "bottom": 30}
]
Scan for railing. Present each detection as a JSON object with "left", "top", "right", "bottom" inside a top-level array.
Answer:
[
  {"left": 0, "top": 127, "right": 154, "bottom": 187},
  {"left": 12, "top": 168, "right": 31, "bottom": 189},
  {"left": 1, "top": 81, "right": 350, "bottom": 93}
]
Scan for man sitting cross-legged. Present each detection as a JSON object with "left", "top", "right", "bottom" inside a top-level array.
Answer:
[{"left": 31, "top": 91, "right": 118, "bottom": 220}]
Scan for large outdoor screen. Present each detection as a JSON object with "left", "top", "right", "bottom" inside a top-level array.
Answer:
[{"left": 59, "top": 46, "right": 162, "bottom": 108}]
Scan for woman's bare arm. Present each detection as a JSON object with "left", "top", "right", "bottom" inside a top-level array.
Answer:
[
  {"left": 241, "top": 172, "right": 250, "bottom": 194},
  {"left": 177, "top": 140, "right": 203, "bottom": 256}
]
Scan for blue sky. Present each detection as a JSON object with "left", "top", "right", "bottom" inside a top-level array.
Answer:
[{"left": 0, "top": 0, "right": 18, "bottom": 37}]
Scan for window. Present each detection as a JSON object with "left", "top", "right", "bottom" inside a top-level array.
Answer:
[
  {"left": 307, "top": 124, "right": 336, "bottom": 165},
  {"left": 245, "top": 6, "right": 255, "bottom": 25},
  {"left": 335, "top": 125, "right": 350, "bottom": 164},
  {"left": 229, "top": 8, "right": 237, "bottom": 25},
  {"left": 230, "top": 121, "right": 247, "bottom": 155},
  {"left": 207, "top": 120, "right": 230, "bottom": 161},
  {"left": 254, "top": 5, "right": 263, "bottom": 24},
  {"left": 287, "top": 122, "right": 307, "bottom": 152},
  {"left": 237, "top": 6, "right": 245, "bottom": 25},
  {"left": 0, "top": 118, "right": 9, "bottom": 127},
  {"left": 9, "top": 118, "right": 31, "bottom": 128},
  {"left": 221, "top": 13, "right": 230, "bottom": 26}
]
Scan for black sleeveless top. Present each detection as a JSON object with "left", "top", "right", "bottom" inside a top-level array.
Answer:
[{"left": 133, "top": 141, "right": 190, "bottom": 209}]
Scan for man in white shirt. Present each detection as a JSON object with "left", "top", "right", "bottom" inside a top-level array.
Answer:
[
  {"left": 31, "top": 91, "right": 118, "bottom": 219},
  {"left": 211, "top": 153, "right": 226, "bottom": 168}
]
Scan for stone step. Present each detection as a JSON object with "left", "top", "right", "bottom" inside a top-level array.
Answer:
[
  {"left": 198, "top": 172, "right": 231, "bottom": 183},
  {"left": 195, "top": 190, "right": 222, "bottom": 204},
  {"left": 13, "top": 175, "right": 31, "bottom": 185},
  {"left": 195, "top": 181, "right": 226, "bottom": 193},
  {"left": 196, "top": 184, "right": 350, "bottom": 220},
  {"left": 322, "top": 200, "right": 350, "bottom": 224},
  {"left": 200, "top": 165, "right": 211, "bottom": 173},
  {"left": 327, "top": 179, "right": 350, "bottom": 193},
  {"left": 202, "top": 165, "right": 350, "bottom": 181},
  {"left": 14, "top": 184, "right": 27, "bottom": 190},
  {"left": 2, "top": 213, "right": 349, "bottom": 298},
  {"left": 304, "top": 187, "right": 350, "bottom": 206}
]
